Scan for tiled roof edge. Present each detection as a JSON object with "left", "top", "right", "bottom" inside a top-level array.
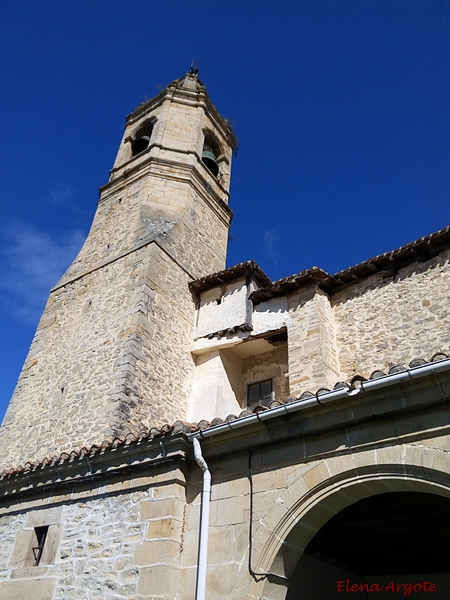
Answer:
[
  {"left": 251, "top": 225, "right": 450, "bottom": 304},
  {"left": 189, "top": 260, "right": 272, "bottom": 293},
  {"left": 1, "top": 351, "right": 448, "bottom": 480}
]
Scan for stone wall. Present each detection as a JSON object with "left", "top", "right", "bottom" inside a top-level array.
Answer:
[
  {"left": 5, "top": 440, "right": 449, "bottom": 600},
  {"left": 334, "top": 249, "right": 450, "bottom": 380},
  {"left": 60, "top": 163, "right": 231, "bottom": 289},
  {"left": 0, "top": 239, "right": 198, "bottom": 469},
  {"left": 241, "top": 343, "right": 290, "bottom": 405},
  {"left": 281, "top": 250, "right": 450, "bottom": 396},
  {"left": 286, "top": 285, "right": 340, "bottom": 396},
  {"left": 1, "top": 366, "right": 450, "bottom": 600},
  {"left": 0, "top": 74, "right": 235, "bottom": 469},
  {"left": 0, "top": 465, "right": 189, "bottom": 600},
  {"left": 189, "top": 349, "right": 244, "bottom": 422}
]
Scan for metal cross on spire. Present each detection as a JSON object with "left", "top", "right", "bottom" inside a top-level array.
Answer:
[{"left": 189, "top": 58, "right": 199, "bottom": 75}]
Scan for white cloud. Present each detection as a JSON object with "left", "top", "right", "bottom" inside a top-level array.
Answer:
[
  {"left": 263, "top": 228, "right": 279, "bottom": 263},
  {"left": 0, "top": 220, "right": 85, "bottom": 325}
]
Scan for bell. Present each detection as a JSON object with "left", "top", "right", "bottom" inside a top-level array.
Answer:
[
  {"left": 202, "top": 145, "right": 219, "bottom": 177},
  {"left": 131, "top": 135, "right": 150, "bottom": 156}
]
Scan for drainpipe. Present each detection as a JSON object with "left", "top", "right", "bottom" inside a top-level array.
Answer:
[
  {"left": 193, "top": 437, "right": 211, "bottom": 600},
  {"left": 186, "top": 358, "right": 450, "bottom": 587}
]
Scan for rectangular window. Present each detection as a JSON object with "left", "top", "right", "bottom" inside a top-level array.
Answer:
[{"left": 247, "top": 378, "right": 273, "bottom": 408}]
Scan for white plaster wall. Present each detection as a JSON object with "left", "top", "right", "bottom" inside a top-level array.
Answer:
[
  {"left": 188, "top": 349, "right": 243, "bottom": 422},
  {"left": 195, "top": 278, "right": 249, "bottom": 338},
  {"left": 252, "top": 296, "right": 289, "bottom": 336}
]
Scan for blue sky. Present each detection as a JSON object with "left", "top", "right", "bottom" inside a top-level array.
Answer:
[{"left": 1, "top": 0, "right": 449, "bottom": 422}]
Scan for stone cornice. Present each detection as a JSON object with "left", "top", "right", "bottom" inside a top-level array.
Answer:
[
  {"left": 51, "top": 234, "right": 196, "bottom": 292},
  {"left": 0, "top": 433, "right": 191, "bottom": 505},
  {"left": 124, "top": 74, "right": 236, "bottom": 150},
  {"left": 251, "top": 226, "right": 450, "bottom": 304},
  {"left": 4, "top": 360, "right": 448, "bottom": 502},
  {"left": 101, "top": 153, "right": 233, "bottom": 226},
  {"left": 194, "top": 361, "right": 450, "bottom": 462}
]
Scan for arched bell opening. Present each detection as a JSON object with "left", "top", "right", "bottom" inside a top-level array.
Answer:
[
  {"left": 131, "top": 120, "right": 154, "bottom": 157},
  {"left": 285, "top": 491, "right": 450, "bottom": 600},
  {"left": 201, "top": 132, "right": 221, "bottom": 177}
]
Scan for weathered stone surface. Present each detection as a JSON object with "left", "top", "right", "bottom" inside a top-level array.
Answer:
[
  {"left": 333, "top": 251, "right": 450, "bottom": 382},
  {"left": 1, "top": 70, "right": 450, "bottom": 600},
  {"left": 0, "top": 578, "right": 56, "bottom": 600},
  {"left": 0, "top": 73, "right": 234, "bottom": 471},
  {"left": 0, "top": 477, "right": 186, "bottom": 599}
]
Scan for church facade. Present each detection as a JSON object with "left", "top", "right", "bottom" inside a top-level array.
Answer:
[{"left": 1, "top": 72, "right": 450, "bottom": 600}]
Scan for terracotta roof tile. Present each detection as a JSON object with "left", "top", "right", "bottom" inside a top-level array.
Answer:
[
  {"left": 189, "top": 260, "right": 272, "bottom": 293},
  {"left": 1, "top": 350, "right": 448, "bottom": 480},
  {"left": 251, "top": 225, "right": 450, "bottom": 304}
]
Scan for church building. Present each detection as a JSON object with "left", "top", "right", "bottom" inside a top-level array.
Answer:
[{"left": 1, "top": 70, "right": 450, "bottom": 600}]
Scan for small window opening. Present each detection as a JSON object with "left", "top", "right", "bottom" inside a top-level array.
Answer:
[
  {"left": 267, "top": 330, "right": 288, "bottom": 344},
  {"left": 131, "top": 122, "right": 154, "bottom": 157},
  {"left": 248, "top": 379, "right": 273, "bottom": 408},
  {"left": 32, "top": 526, "right": 49, "bottom": 566}
]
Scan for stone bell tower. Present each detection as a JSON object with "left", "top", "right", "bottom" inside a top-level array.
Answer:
[{"left": 0, "top": 70, "right": 236, "bottom": 469}]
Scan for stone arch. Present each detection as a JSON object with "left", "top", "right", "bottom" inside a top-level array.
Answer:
[
  {"left": 248, "top": 443, "right": 450, "bottom": 599},
  {"left": 202, "top": 128, "right": 224, "bottom": 157}
]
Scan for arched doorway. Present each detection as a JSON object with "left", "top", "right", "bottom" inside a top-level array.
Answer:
[
  {"left": 254, "top": 463, "right": 450, "bottom": 600},
  {"left": 286, "top": 491, "right": 450, "bottom": 599}
]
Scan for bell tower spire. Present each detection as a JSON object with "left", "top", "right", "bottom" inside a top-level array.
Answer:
[
  {"left": 0, "top": 73, "right": 237, "bottom": 469},
  {"left": 61, "top": 70, "right": 236, "bottom": 288}
]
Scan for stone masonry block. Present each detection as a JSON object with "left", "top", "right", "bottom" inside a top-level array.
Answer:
[
  {"left": 431, "top": 448, "right": 450, "bottom": 473},
  {"left": 180, "top": 529, "right": 199, "bottom": 568},
  {"left": 234, "top": 522, "right": 249, "bottom": 562},
  {"left": 278, "top": 479, "right": 310, "bottom": 514},
  {"left": 324, "top": 453, "right": 355, "bottom": 477},
  {"left": 351, "top": 449, "right": 377, "bottom": 470},
  {"left": 208, "top": 526, "right": 234, "bottom": 564},
  {"left": 135, "top": 540, "right": 181, "bottom": 566},
  {"left": 286, "top": 462, "right": 314, "bottom": 486},
  {"left": 250, "top": 489, "right": 282, "bottom": 522},
  {"left": 251, "top": 467, "right": 287, "bottom": 493},
  {"left": 206, "top": 562, "right": 243, "bottom": 599},
  {"left": 139, "top": 498, "right": 185, "bottom": 521},
  {"left": 210, "top": 476, "right": 248, "bottom": 501},
  {"left": 138, "top": 564, "right": 180, "bottom": 597},
  {"left": 260, "top": 498, "right": 288, "bottom": 534},
  {"left": 25, "top": 506, "right": 62, "bottom": 528},
  {"left": 179, "top": 566, "right": 197, "bottom": 600},
  {"left": 417, "top": 434, "right": 450, "bottom": 451},
  {"left": 184, "top": 501, "right": 200, "bottom": 532},
  {"left": 213, "top": 495, "right": 248, "bottom": 527},
  {"left": 404, "top": 444, "right": 435, "bottom": 470},
  {"left": 0, "top": 578, "right": 57, "bottom": 600},
  {"left": 151, "top": 482, "right": 186, "bottom": 501},
  {"left": 303, "top": 462, "right": 330, "bottom": 490},
  {"left": 146, "top": 516, "right": 183, "bottom": 540}
]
